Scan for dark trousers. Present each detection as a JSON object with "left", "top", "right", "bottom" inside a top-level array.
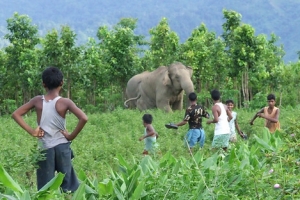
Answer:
[{"left": 37, "top": 142, "right": 79, "bottom": 192}]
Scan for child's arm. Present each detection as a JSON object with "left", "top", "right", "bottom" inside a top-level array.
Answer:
[
  {"left": 225, "top": 105, "right": 233, "bottom": 121},
  {"left": 257, "top": 108, "right": 280, "bottom": 123},
  {"left": 175, "top": 109, "right": 189, "bottom": 127},
  {"left": 234, "top": 116, "right": 242, "bottom": 135},
  {"left": 176, "top": 120, "right": 188, "bottom": 127},
  {"left": 12, "top": 97, "right": 44, "bottom": 137},
  {"left": 139, "top": 125, "right": 157, "bottom": 141},
  {"left": 250, "top": 108, "right": 264, "bottom": 125},
  {"left": 60, "top": 99, "right": 88, "bottom": 141},
  {"left": 202, "top": 107, "right": 210, "bottom": 119},
  {"left": 207, "top": 105, "right": 219, "bottom": 124}
]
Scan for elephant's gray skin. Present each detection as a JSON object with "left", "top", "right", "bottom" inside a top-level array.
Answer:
[
  {"left": 124, "top": 62, "right": 194, "bottom": 112},
  {"left": 124, "top": 71, "right": 149, "bottom": 108}
]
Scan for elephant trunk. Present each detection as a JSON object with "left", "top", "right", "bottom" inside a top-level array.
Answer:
[{"left": 182, "top": 81, "right": 194, "bottom": 106}]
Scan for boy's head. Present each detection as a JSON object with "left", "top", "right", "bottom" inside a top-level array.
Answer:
[
  {"left": 226, "top": 99, "right": 234, "bottom": 111},
  {"left": 42, "top": 67, "right": 63, "bottom": 90},
  {"left": 188, "top": 92, "right": 197, "bottom": 102},
  {"left": 142, "top": 114, "right": 153, "bottom": 125},
  {"left": 267, "top": 94, "right": 276, "bottom": 107},
  {"left": 267, "top": 94, "right": 276, "bottom": 101},
  {"left": 211, "top": 89, "right": 221, "bottom": 101}
]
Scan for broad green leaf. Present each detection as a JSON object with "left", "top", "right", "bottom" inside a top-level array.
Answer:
[
  {"left": 71, "top": 182, "right": 86, "bottom": 200},
  {"left": 127, "top": 169, "right": 140, "bottom": 194},
  {"left": 253, "top": 134, "right": 275, "bottom": 151},
  {"left": 193, "top": 151, "right": 204, "bottom": 164},
  {"left": 130, "top": 180, "right": 145, "bottom": 200},
  {"left": 0, "top": 165, "right": 23, "bottom": 194},
  {"left": 201, "top": 153, "right": 218, "bottom": 169},
  {"left": 226, "top": 174, "right": 242, "bottom": 187},
  {"left": 117, "top": 154, "right": 130, "bottom": 171},
  {"left": 120, "top": 182, "right": 126, "bottom": 193},
  {"left": 84, "top": 184, "right": 98, "bottom": 195},
  {"left": 114, "top": 187, "right": 125, "bottom": 200},
  {"left": 261, "top": 128, "right": 270, "bottom": 143},
  {"left": 99, "top": 179, "right": 113, "bottom": 196},
  {"left": 0, "top": 193, "right": 18, "bottom": 200},
  {"left": 172, "top": 161, "right": 181, "bottom": 174},
  {"left": 37, "top": 172, "right": 65, "bottom": 192},
  {"left": 77, "top": 169, "right": 87, "bottom": 181},
  {"left": 20, "top": 190, "right": 31, "bottom": 200}
]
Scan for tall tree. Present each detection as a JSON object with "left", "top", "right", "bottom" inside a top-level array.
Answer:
[
  {"left": 79, "top": 38, "right": 107, "bottom": 106},
  {"left": 97, "top": 18, "right": 144, "bottom": 94},
  {"left": 4, "top": 13, "right": 39, "bottom": 104},
  {"left": 180, "top": 23, "right": 228, "bottom": 93},
  {"left": 222, "top": 9, "right": 278, "bottom": 107},
  {"left": 144, "top": 17, "right": 180, "bottom": 69},
  {"left": 40, "top": 26, "right": 80, "bottom": 99}
]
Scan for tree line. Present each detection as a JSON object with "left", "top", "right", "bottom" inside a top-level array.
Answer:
[{"left": 0, "top": 10, "right": 299, "bottom": 115}]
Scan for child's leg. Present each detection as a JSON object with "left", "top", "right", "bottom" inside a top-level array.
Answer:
[
  {"left": 54, "top": 142, "right": 79, "bottom": 193},
  {"left": 37, "top": 147, "right": 55, "bottom": 190},
  {"left": 198, "top": 129, "right": 206, "bottom": 148}
]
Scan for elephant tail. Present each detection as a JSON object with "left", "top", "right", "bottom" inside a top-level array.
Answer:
[{"left": 124, "top": 94, "right": 141, "bottom": 108}]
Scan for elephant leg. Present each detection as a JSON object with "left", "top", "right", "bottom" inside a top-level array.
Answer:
[
  {"left": 156, "top": 99, "right": 172, "bottom": 112},
  {"left": 172, "top": 99, "right": 183, "bottom": 110},
  {"left": 137, "top": 98, "right": 148, "bottom": 111}
]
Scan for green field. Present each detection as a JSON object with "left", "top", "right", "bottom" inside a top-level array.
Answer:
[{"left": 0, "top": 107, "right": 299, "bottom": 199}]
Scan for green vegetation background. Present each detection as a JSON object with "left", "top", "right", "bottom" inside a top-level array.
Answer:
[
  {"left": 0, "top": 0, "right": 299, "bottom": 62},
  {"left": 0, "top": 106, "right": 297, "bottom": 187}
]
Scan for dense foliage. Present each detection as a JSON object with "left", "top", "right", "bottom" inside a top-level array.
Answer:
[
  {"left": 0, "top": 10, "right": 299, "bottom": 115},
  {"left": 0, "top": 0, "right": 300, "bottom": 62},
  {"left": 0, "top": 108, "right": 299, "bottom": 199}
]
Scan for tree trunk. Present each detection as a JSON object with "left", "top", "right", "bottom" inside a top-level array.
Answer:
[{"left": 241, "top": 68, "right": 249, "bottom": 108}]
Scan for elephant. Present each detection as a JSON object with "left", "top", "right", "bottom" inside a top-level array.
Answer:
[{"left": 124, "top": 62, "right": 194, "bottom": 112}]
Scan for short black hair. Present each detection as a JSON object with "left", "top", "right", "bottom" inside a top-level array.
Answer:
[
  {"left": 267, "top": 94, "right": 276, "bottom": 101},
  {"left": 142, "top": 114, "right": 153, "bottom": 124},
  {"left": 211, "top": 89, "right": 220, "bottom": 101},
  {"left": 188, "top": 92, "right": 197, "bottom": 101},
  {"left": 42, "top": 67, "right": 63, "bottom": 90},
  {"left": 226, "top": 99, "right": 234, "bottom": 104}
]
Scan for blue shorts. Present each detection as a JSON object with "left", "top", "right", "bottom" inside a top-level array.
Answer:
[{"left": 185, "top": 128, "right": 205, "bottom": 148}]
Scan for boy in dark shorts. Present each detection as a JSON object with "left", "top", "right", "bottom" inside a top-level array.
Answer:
[{"left": 12, "top": 66, "right": 88, "bottom": 192}]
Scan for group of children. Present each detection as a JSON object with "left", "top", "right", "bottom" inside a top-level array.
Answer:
[
  {"left": 140, "top": 90, "right": 281, "bottom": 154},
  {"left": 11, "top": 66, "right": 281, "bottom": 193}
]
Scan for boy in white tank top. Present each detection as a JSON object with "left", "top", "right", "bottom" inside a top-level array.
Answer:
[
  {"left": 207, "top": 90, "right": 232, "bottom": 151},
  {"left": 12, "top": 67, "right": 88, "bottom": 193}
]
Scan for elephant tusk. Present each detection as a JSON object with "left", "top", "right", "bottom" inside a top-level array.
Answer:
[{"left": 124, "top": 94, "right": 141, "bottom": 108}]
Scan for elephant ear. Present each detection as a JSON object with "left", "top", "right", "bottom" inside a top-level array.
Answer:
[
  {"left": 162, "top": 70, "right": 171, "bottom": 86},
  {"left": 187, "top": 66, "right": 193, "bottom": 77}
]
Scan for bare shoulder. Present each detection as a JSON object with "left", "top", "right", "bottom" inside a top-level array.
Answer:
[
  {"left": 31, "top": 95, "right": 43, "bottom": 102},
  {"left": 56, "top": 97, "right": 78, "bottom": 110},
  {"left": 59, "top": 97, "right": 74, "bottom": 104},
  {"left": 212, "top": 104, "right": 220, "bottom": 111},
  {"left": 146, "top": 124, "right": 154, "bottom": 131},
  {"left": 29, "top": 95, "right": 43, "bottom": 106}
]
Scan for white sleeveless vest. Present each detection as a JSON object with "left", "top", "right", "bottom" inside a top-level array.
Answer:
[
  {"left": 39, "top": 96, "right": 69, "bottom": 149},
  {"left": 214, "top": 102, "right": 231, "bottom": 135}
]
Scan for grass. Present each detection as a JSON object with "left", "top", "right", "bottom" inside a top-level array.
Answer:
[{"left": 0, "top": 106, "right": 298, "bottom": 198}]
